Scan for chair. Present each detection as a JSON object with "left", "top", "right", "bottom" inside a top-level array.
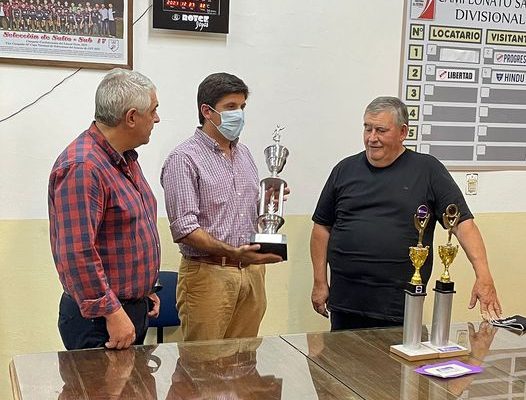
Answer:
[{"left": 148, "top": 271, "right": 181, "bottom": 343}]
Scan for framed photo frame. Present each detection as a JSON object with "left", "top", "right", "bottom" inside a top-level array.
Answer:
[{"left": 0, "top": 0, "right": 132, "bottom": 69}]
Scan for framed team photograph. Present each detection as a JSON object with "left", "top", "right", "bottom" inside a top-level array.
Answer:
[{"left": 0, "top": 0, "right": 132, "bottom": 69}]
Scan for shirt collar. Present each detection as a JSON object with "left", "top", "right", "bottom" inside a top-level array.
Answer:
[
  {"left": 194, "top": 127, "right": 239, "bottom": 152},
  {"left": 87, "top": 122, "right": 138, "bottom": 166}
]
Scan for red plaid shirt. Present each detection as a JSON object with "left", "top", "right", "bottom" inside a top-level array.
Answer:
[{"left": 48, "top": 123, "right": 160, "bottom": 318}]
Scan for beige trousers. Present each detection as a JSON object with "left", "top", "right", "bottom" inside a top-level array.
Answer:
[{"left": 176, "top": 258, "right": 266, "bottom": 341}]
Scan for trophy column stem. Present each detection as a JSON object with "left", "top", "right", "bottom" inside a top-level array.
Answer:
[
  {"left": 400, "top": 364, "right": 420, "bottom": 400},
  {"left": 428, "top": 384, "right": 444, "bottom": 400},
  {"left": 259, "top": 181, "right": 266, "bottom": 215},
  {"left": 277, "top": 182, "right": 285, "bottom": 217},
  {"left": 430, "top": 291, "right": 453, "bottom": 347},
  {"left": 402, "top": 293, "right": 425, "bottom": 349}
]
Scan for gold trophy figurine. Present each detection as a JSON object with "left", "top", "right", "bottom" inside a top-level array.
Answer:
[
  {"left": 438, "top": 204, "right": 460, "bottom": 283},
  {"left": 390, "top": 204, "right": 436, "bottom": 360},
  {"left": 409, "top": 205, "right": 431, "bottom": 286},
  {"left": 427, "top": 203, "right": 468, "bottom": 356}
]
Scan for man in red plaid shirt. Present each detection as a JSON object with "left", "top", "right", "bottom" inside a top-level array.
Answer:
[{"left": 49, "top": 68, "right": 161, "bottom": 350}]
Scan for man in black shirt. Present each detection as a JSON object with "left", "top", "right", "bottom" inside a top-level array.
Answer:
[
  {"left": 311, "top": 96, "right": 502, "bottom": 330},
  {"left": 90, "top": 3, "right": 99, "bottom": 35},
  {"left": 34, "top": 4, "right": 43, "bottom": 31}
]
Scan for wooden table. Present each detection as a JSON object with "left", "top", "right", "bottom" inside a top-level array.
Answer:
[
  {"left": 283, "top": 322, "right": 526, "bottom": 399},
  {"left": 10, "top": 322, "right": 526, "bottom": 399},
  {"left": 9, "top": 336, "right": 359, "bottom": 400}
]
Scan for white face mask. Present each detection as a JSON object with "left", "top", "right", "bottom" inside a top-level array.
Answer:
[{"left": 207, "top": 105, "right": 245, "bottom": 141}]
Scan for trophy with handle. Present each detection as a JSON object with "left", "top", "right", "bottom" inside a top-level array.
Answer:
[
  {"left": 425, "top": 204, "right": 469, "bottom": 357},
  {"left": 250, "top": 126, "right": 289, "bottom": 260},
  {"left": 391, "top": 205, "right": 438, "bottom": 360}
]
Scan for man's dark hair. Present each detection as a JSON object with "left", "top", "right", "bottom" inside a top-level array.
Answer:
[{"left": 197, "top": 72, "right": 249, "bottom": 124}]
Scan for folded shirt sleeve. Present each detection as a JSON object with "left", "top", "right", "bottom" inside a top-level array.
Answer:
[{"left": 161, "top": 151, "right": 201, "bottom": 242}]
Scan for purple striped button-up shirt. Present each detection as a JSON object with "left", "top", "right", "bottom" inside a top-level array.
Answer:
[{"left": 161, "top": 128, "right": 260, "bottom": 256}]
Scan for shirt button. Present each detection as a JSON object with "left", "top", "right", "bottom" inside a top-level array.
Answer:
[
  {"left": 240, "top": 213, "right": 244, "bottom": 217},
  {"left": 237, "top": 193, "right": 241, "bottom": 196}
]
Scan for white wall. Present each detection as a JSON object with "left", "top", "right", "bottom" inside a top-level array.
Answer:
[
  {"left": 2, "top": 0, "right": 524, "bottom": 220},
  {"left": 0, "top": 0, "right": 398, "bottom": 219}
]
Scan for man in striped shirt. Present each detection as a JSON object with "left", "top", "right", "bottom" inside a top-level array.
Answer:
[
  {"left": 49, "top": 68, "right": 161, "bottom": 350},
  {"left": 161, "top": 72, "right": 284, "bottom": 341}
]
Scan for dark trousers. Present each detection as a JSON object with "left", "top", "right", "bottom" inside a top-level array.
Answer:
[
  {"left": 330, "top": 310, "right": 402, "bottom": 331},
  {"left": 58, "top": 292, "right": 149, "bottom": 350},
  {"left": 109, "top": 20, "right": 116, "bottom": 36}
]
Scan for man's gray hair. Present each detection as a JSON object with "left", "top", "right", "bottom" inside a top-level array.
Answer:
[
  {"left": 95, "top": 68, "right": 156, "bottom": 127},
  {"left": 364, "top": 96, "right": 408, "bottom": 127}
]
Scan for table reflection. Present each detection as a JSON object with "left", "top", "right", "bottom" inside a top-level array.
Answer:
[
  {"left": 13, "top": 323, "right": 524, "bottom": 400},
  {"left": 166, "top": 339, "right": 282, "bottom": 399},
  {"left": 446, "top": 321, "right": 526, "bottom": 398},
  {"left": 58, "top": 346, "right": 159, "bottom": 399}
]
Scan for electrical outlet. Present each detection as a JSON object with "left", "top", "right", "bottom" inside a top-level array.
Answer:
[{"left": 466, "top": 173, "right": 478, "bottom": 195}]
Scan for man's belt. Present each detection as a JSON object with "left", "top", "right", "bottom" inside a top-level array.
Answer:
[{"left": 183, "top": 255, "right": 248, "bottom": 268}]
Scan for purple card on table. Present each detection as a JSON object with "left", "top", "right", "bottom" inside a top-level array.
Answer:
[{"left": 415, "top": 360, "right": 483, "bottom": 378}]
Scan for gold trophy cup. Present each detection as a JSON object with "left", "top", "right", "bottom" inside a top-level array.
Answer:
[
  {"left": 409, "top": 205, "right": 430, "bottom": 286},
  {"left": 438, "top": 204, "right": 460, "bottom": 283},
  {"left": 427, "top": 203, "right": 468, "bottom": 356},
  {"left": 390, "top": 204, "right": 436, "bottom": 360}
]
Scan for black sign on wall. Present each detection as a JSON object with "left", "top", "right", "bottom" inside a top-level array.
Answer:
[{"left": 153, "top": 0, "right": 230, "bottom": 34}]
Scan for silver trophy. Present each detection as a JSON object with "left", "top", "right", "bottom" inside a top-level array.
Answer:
[{"left": 250, "top": 126, "right": 289, "bottom": 260}]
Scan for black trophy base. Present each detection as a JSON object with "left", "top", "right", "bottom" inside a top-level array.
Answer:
[
  {"left": 405, "top": 282, "right": 427, "bottom": 296},
  {"left": 434, "top": 280, "right": 456, "bottom": 293},
  {"left": 250, "top": 233, "right": 287, "bottom": 261}
]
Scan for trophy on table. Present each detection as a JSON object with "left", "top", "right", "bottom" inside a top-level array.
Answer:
[
  {"left": 391, "top": 205, "right": 439, "bottom": 361},
  {"left": 424, "top": 204, "right": 469, "bottom": 357},
  {"left": 250, "top": 126, "right": 289, "bottom": 260}
]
